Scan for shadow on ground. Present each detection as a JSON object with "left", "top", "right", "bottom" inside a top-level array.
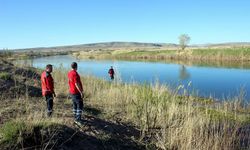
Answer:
[{"left": 60, "top": 103, "right": 149, "bottom": 149}]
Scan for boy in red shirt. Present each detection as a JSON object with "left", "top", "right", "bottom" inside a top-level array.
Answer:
[
  {"left": 68, "top": 62, "right": 84, "bottom": 125},
  {"left": 108, "top": 66, "right": 115, "bottom": 80},
  {"left": 41, "top": 64, "right": 56, "bottom": 117}
]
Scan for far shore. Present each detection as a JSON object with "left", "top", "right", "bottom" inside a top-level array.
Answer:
[{"left": 1, "top": 42, "right": 250, "bottom": 62}]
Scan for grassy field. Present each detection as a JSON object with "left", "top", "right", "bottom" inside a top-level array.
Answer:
[
  {"left": 0, "top": 50, "right": 71, "bottom": 60},
  {"left": 1, "top": 60, "right": 250, "bottom": 149},
  {"left": 3, "top": 45, "right": 250, "bottom": 63},
  {"left": 73, "top": 47, "right": 250, "bottom": 62}
]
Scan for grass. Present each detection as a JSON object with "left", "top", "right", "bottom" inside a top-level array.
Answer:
[
  {"left": 0, "top": 50, "right": 13, "bottom": 58},
  {"left": 0, "top": 120, "right": 58, "bottom": 144},
  {"left": 92, "top": 78, "right": 249, "bottom": 149},
  {"left": 75, "top": 47, "right": 250, "bottom": 62},
  {"left": 0, "top": 121, "right": 26, "bottom": 144},
  {"left": 46, "top": 67, "right": 250, "bottom": 149},
  {"left": 0, "top": 50, "right": 72, "bottom": 61},
  {"left": 66, "top": 73, "right": 249, "bottom": 149},
  {"left": 0, "top": 72, "right": 11, "bottom": 80},
  {"left": 0, "top": 95, "right": 69, "bottom": 149},
  {"left": 190, "top": 48, "right": 250, "bottom": 61},
  {"left": 0, "top": 119, "right": 66, "bottom": 149},
  {"left": 1, "top": 63, "right": 250, "bottom": 149}
]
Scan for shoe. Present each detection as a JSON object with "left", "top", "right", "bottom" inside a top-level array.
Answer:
[
  {"left": 47, "top": 112, "right": 52, "bottom": 117},
  {"left": 74, "top": 119, "right": 85, "bottom": 126}
]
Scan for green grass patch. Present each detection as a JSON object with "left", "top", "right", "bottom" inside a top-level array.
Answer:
[
  {"left": 0, "top": 120, "right": 58, "bottom": 145},
  {"left": 0, "top": 121, "right": 26, "bottom": 144},
  {"left": 198, "top": 107, "right": 250, "bottom": 123},
  {"left": 192, "top": 48, "right": 250, "bottom": 56},
  {"left": 0, "top": 72, "right": 11, "bottom": 80}
]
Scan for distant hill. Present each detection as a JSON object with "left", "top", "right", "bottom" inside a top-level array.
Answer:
[
  {"left": 11, "top": 42, "right": 250, "bottom": 52},
  {"left": 204, "top": 42, "right": 250, "bottom": 47},
  {"left": 13, "top": 42, "right": 178, "bottom": 52}
]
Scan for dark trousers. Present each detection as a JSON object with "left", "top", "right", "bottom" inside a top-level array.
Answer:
[
  {"left": 45, "top": 94, "right": 53, "bottom": 117},
  {"left": 110, "top": 75, "right": 114, "bottom": 80},
  {"left": 71, "top": 94, "right": 83, "bottom": 121}
]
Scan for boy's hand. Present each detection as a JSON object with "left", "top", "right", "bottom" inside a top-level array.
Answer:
[
  {"left": 53, "top": 93, "right": 56, "bottom": 97},
  {"left": 80, "top": 92, "right": 84, "bottom": 99}
]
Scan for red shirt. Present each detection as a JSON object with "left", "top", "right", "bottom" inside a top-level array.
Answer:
[
  {"left": 68, "top": 69, "right": 83, "bottom": 94},
  {"left": 41, "top": 71, "right": 54, "bottom": 96},
  {"left": 108, "top": 68, "right": 114, "bottom": 76}
]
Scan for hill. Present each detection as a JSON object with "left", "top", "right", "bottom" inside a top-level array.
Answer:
[
  {"left": 12, "top": 42, "right": 177, "bottom": 52},
  {"left": 10, "top": 41, "right": 250, "bottom": 52}
]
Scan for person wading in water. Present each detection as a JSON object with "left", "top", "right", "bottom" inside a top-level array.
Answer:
[{"left": 108, "top": 66, "right": 115, "bottom": 80}]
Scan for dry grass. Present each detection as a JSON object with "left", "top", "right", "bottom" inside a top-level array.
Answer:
[
  {"left": 74, "top": 47, "right": 250, "bottom": 62},
  {"left": 1, "top": 65, "right": 250, "bottom": 149},
  {"left": 53, "top": 67, "right": 250, "bottom": 149}
]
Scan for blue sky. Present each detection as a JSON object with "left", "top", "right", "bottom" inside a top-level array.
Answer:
[{"left": 1, "top": 0, "right": 250, "bottom": 49}]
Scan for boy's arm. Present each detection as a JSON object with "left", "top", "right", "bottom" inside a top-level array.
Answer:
[{"left": 75, "top": 82, "right": 83, "bottom": 98}]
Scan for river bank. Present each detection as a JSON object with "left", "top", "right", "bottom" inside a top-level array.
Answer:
[
  {"left": 1, "top": 59, "right": 250, "bottom": 149},
  {"left": 73, "top": 47, "right": 250, "bottom": 62}
]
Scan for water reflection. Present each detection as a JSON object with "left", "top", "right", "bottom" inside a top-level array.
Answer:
[
  {"left": 123, "top": 58, "right": 250, "bottom": 70},
  {"left": 179, "top": 65, "right": 190, "bottom": 80}
]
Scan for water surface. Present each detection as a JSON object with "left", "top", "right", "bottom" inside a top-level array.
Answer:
[{"left": 21, "top": 55, "right": 250, "bottom": 101}]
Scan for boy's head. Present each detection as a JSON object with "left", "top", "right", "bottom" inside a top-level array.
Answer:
[
  {"left": 46, "top": 64, "right": 53, "bottom": 73},
  {"left": 71, "top": 62, "right": 78, "bottom": 70}
]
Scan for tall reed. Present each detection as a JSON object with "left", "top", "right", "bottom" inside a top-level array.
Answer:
[{"left": 51, "top": 67, "right": 250, "bottom": 149}]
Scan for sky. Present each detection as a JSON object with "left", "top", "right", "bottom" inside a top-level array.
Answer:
[{"left": 0, "top": 0, "right": 250, "bottom": 49}]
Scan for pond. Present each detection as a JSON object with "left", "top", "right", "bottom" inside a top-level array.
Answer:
[{"left": 20, "top": 55, "right": 250, "bottom": 101}]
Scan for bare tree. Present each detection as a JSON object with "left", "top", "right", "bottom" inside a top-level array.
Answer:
[{"left": 178, "top": 34, "right": 191, "bottom": 50}]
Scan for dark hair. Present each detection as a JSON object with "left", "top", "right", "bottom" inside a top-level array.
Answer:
[
  {"left": 71, "top": 62, "right": 77, "bottom": 69},
  {"left": 46, "top": 64, "right": 52, "bottom": 69}
]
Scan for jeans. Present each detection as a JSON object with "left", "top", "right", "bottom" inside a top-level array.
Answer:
[
  {"left": 45, "top": 94, "right": 53, "bottom": 117},
  {"left": 71, "top": 94, "right": 83, "bottom": 121}
]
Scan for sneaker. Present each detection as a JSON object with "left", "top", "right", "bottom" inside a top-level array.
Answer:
[{"left": 74, "top": 119, "right": 85, "bottom": 126}]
